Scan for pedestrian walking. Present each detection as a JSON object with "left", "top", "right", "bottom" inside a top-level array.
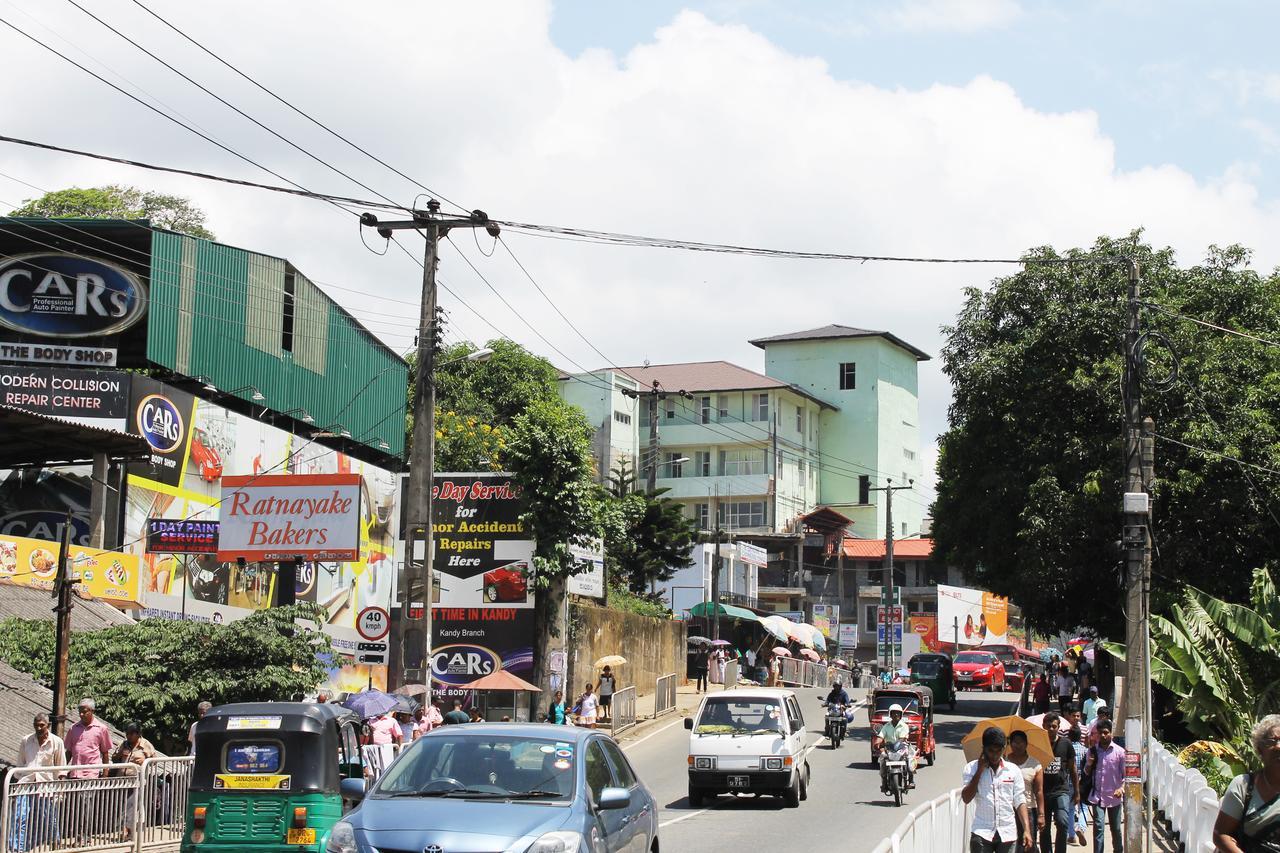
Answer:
[
  {"left": 468, "top": 707, "right": 483, "bottom": 723},
  {"left": 1037, "top": 712, "right": 1079, "bottom": 853},
  {"left": 367, "top": 712, "right": 402, "bottom": 745},
  {"left": 395, "top": 711, "right": 415, "bottom": 743},
  {"left": 1032, "top": 673, "right": 1052, "bottom": 716},
  {"left": 188, "top": 701, "right": 212, "bottom": 758},
  {"left": 1054, "top": 665, "right": 1074, "bottom": 713},
  {"left": 576, "top": 683, "right": 599, "bottom": 728},
  {"left": 1007, "top": 730, "right": 1044, "bottom": 851},
  {"left": 1086, "top": 706, "right": 1112, "bottom": 748},
  {"left": 1083, "top": 719, "right": 1125, "bottom": 852},
  {"left": 110, "top": 723, "right": 156, "bottom": 840},
  {"left": 414, "top": 701, "right": 443, "bottom": 738},
  {"left": 11, "top": 713, "right": 65, "bottom": 852},
  {"left": 442, "top": 700, "right": 470, "bottom": 725},
  {"left": 1068, "top": 725, "right": 1090, "bottom": 844},
  {"left": 693, "top": 647, "right": 709, "bottom": 692},
  {"left": 1082, "top": 686, "right": 1106, "bottom": 725},
  {"left": 713, "top": 647, "right": 727, "bottom": 684},
  {"left": 961, "top": 727, "right": 1032, "bottom": 852},
  {"left": 1213, "top": 714, "right": 1280, "bottom": 852},
  {"left": 598, "top": 665, "right": 616, "bottom": 722},
  {"left": 65, "top": 698, "right": 113, "bottom": 843},
  {"left": 545, "top": 690, "right": 568, "bottom": 725}
]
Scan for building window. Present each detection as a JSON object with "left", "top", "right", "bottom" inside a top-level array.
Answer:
[
  {"left": 693, "top": 503, "right": 709, "bottom": 530},
  {"left": 839, "top": 362, "right": 856, "bottom": 390},
  {"left": 613, "top": 411, "right": 631, "bottom": 425},
  {"left": 718, "top": 501, "right": 766, "bottom": 529},
  {"left": 903, "top": 448, "right": 915, "bottom": 461},
  {"left": 795, "top": 406, "right": 803, "bottom": 433},
  {"left": 798, "top": 459, "right": 807, "bottom": 483},
  {"left": 281, "top": 271, "right": 296, "bottom": 353},
  {"left": 721, "top": 449, "right": 765, "bottom": 475},
  {"left": 717, "top": 394, "right": 730, "bottom": 419},
  {"left": 864, "top": 604, "right": 878, "bottom": 631},
  {"left": 752, "top": 393, "right": 769, "bottom": 422},
  {"left": 699, "top": 396, "right": 712, "bottom": 424},
  {"left": 664, "top": 398, "right": 676, "bottom": 420},
  {"left": 665, "top": 452, "right": 684, "bottom": 478},
  {"left": 695, "top": 451, "right": 712, "bottom": 477},
  {"left": 776, "top": 451, "right": 783, "bottom": 481},
  {"left": 902, "top": 521, "right": 907, "bottom": 536}
]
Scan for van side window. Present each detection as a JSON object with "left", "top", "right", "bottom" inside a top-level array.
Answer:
[{"left": 787, "top": 697, "right": 805, "bottom": 728}]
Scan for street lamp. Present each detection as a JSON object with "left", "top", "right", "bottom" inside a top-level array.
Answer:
[
  {"left": 227, "top": 385, "right": 266, "bottom": 403},
  {"left": 281, "top": 408, "right": 316, "bottom": 424},
  {"left": 438, "top": 347, "right": 494, "bottom": 368}
]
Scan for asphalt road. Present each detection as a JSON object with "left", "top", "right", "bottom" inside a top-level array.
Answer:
[{"left": 620, "top": 687, "right": 1021, "bottom": 852}]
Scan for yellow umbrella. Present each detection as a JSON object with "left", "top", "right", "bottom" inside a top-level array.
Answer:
[
  {"left": 594, "top": 655, "right": 627, "bottom": 668},
  {"left": 961, "top": 715, "right": 1055, "bottom": 767}
]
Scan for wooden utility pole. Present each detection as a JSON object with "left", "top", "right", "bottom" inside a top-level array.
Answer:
[
  {"left": 50, "top": 510, "right": 74, "bottom": 737},
  {"left": 1122, "top": 258, "right": 1152, "bottom": 853}
]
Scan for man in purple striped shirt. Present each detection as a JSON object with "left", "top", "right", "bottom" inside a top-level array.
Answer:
[{"left": 1084, "top": 718, "right": 1126, "bottom": 852}]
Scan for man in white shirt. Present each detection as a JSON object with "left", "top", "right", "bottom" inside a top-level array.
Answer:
[
  {"left": 19, "top": 713, "right": 65, "bottom": 783},
  {"left": 15, "top": 713, "right": 65, "bottom": 851},
  {"left": 962, "top": 727, "right": 1031, "bottom": 852}
]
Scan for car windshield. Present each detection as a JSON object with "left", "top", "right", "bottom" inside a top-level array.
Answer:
[
  {"left": 695, "top": 698, "right": 783, "bottom": 735},
  {"left": 872, "top": 695, "right": 920, "bottom": 714},
  {"left": 911, "top": 660, "right": 944, "bottom": 677},
  {"left": 372, "top": 735, "right": 575, "bottom": 800},
  {"left": 955, "top": 653, "right": 996, "bottom": 665}
]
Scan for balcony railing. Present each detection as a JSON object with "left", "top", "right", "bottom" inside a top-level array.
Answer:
[{"left": 718, "top": 591, "right": 759, "bottom": 610}]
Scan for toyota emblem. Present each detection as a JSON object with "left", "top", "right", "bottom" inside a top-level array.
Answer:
[{"left": 424, "top": 846, "right": 444, "bottom": 853}]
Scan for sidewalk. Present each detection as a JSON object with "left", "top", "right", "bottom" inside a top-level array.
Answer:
[{"left": 612, "top": 679, "right": 728, "bottom": 743}]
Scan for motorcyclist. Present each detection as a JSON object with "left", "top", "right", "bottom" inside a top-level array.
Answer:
[
  {"left": 873, "top": 703, "right": 916, "bottom": 793},
  {"left": 824, "top": 681, "right": 850, "bottom": 707}
]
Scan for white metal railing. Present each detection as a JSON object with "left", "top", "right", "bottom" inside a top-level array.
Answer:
[
  {"left": 1, "top": 757, "right": 194, "bottom": 853},
  {"left": 723, "top": 660, "right": 739, "bottom": 691},
  {"left": 1149, "top": 739, "right": 1220, "bottom": 853},
  {"left": 361, "top": 743, "right": 404, "bottom": 783},
  {"left": 870, "top": 787, "right": 974, "bottom": 853},
  {"left": 653, "top": 673, "right": 677, "bottom": 718},
  {"left": 610, "top": 687, "right": 637, "bottom": 735},
  {"left": 778, "top": 658, "right": 831, "bottom": 688}
]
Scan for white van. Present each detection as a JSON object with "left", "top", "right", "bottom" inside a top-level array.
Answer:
[{"left": 683, "top": 687, "right": 811, "bottom": 807}]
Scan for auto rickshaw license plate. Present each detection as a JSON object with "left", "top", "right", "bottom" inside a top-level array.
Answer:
[
  {"left": 727, "top": 775, "right": 749, "bottom": 788},
  {"left": 286, "top": 828, "right": 315, "bottom": 844}
]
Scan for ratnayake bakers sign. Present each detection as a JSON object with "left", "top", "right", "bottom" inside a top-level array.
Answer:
[{"left": 216, "top": 473, "right": 362, "bottom": 562}]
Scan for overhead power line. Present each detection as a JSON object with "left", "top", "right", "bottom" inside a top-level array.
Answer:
[
  {"left": 1144, "top": 302, "right": 1280, "bottom": 351},
  {"left": 1152, "top": 433, "right": 1280, "bottom": 478}
]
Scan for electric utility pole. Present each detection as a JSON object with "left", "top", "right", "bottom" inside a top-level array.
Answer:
[
  {"left": 870, "top": 478, "right": 912, "bottom": 671},
  {"left": 50, "top": 510, "right": 73, "bottom": 737},
  {"left": 1122, "top": 258, "right": 1153, "bottom": 853},
  {"left": 621, "top": 380, "right": 693, "bottom": 493},
  {"left": 361, "top": 203, "right": 499, "bottom": 695}
]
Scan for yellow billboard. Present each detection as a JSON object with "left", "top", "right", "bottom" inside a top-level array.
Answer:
[{"left": 0, "top": 533, "right": 140, "bottom": 604}]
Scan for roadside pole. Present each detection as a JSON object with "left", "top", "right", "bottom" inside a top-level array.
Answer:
[
  {"left": 50, "top": 510, "right": 73, "bottom": 737},
  {"left": 870, "top": 478, "right": 912, "bottom": 671}
]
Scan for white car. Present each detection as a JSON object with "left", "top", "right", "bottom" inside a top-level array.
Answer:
[{"left": 683, "top": 687, "right": 811, "bottom": 807}]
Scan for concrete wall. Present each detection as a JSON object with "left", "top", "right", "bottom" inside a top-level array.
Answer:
[{"left": 568, "top": 602, "right": 687, "bottom": 698}]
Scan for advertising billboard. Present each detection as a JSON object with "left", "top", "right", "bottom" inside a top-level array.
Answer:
[
  {"left": 0, "top": 365, "right": 129, "bottom": 430},
  {"left": 909, "top": 612, "right": 939, "bottom": 652},
  {"left": 216, "top": 474, "right": 363, "bottom": 562},
  {"left": 567, "top": 540, "right": 605, "bottom": 599},
  {"left": 0, "top": 532, "right": 140, "bottom": 603},
  {"left": 431, "top": 606, "right": 535, "bottom": 699},
  {"left": 0, "top": 253, "right": 147, "bottom": 341},
  {"left": 936, "top": 584, "right": 1009, "bottom": 647},
  {"left": 812, "top": 603, "right": 838, "bottom": 638},
  {"left": 146, "top": 519, "right": 219, "bottom": 555}
]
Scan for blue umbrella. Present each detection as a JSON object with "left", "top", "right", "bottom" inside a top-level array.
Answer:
[{"left": 341, "top": 689, "right": 398, "bottom": 719}]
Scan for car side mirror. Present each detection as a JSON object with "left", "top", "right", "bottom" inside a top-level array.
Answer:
[
  {"left": 340, "top": 777, "right": 366, "bottom": 802},
  {"left": 683, "top": 717, "right": 693, "bottom": 730},
  {"left": 597, "top": 787, "right": 631, "bottom": 811}
]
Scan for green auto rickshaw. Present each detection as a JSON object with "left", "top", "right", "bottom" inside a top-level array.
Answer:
[
  {"left": 908, "top": 653, "right": 956, "bottom": 712},
  {"left": 184, "top": 702, "right": 365, "bottom": 852}
]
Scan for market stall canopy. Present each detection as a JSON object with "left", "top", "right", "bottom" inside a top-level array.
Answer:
[
  {"left": 688, "top": 601, "right": 759, "bottom": 621},
  {"left": 466, "top": 670, "right": 541, "bottom": 692},
  {"left": 0, "top": 405, "right": 149, "bottom": 467}
]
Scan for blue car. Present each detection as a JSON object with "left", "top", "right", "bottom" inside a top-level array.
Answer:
[{"left": 328, "top": 723, "right": 658, "bottom": 853}]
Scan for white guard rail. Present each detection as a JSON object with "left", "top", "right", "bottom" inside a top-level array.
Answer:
[
  {"left": 653, "top": 673, "right": 677, "bottom": 719},
  {"left": 723, "top": 660, "right": 739, "bottom": 691},
  {"left": 778, "top": 658, "right": 832, "bottom": 689},
  {"left": 610, "top": 686, "right": 637, "bottom": 735},
  {"left": 1149, "top": 739, "right": 1220, "bottom": 853},
  {"left": 1, "top": 756, "right": 194, "bottom": 853},
  {"left": 870, "top": 787, "right": 974, "bottom": 853}
]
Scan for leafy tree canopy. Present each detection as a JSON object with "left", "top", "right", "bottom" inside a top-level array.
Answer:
[
  {"left": 0, "top": 605, "right": 331, "bottom": 754},
  {"left": 602, "top": 459, "right": 698, "bottom": 595},
  {"left": 9, "top": 185, "right": 215, "bottom": 240},
  {"left": 933, "top": 234, "right": 1280, "bottom": 637}
]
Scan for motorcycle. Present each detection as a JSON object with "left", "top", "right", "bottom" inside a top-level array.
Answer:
[
  {"left": 879, "top": 742, "right": 915, "bottom": 807},
  {"left": 823, "top": 702, "right": 847, "bottom": 748}
]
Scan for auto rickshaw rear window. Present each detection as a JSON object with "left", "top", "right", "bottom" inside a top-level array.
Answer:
[
  {"left": 872, "top": 696, "right": 920, "bottom": 714},
  {"left": 226, "top": 743, "right": 283, "bottom": 773}
]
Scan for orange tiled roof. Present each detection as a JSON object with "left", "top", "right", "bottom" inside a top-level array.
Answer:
[{"left": 842, "top": 538, "right": 934, "bottom": 559}]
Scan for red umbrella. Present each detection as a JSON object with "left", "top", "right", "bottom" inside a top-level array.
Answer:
[
  {"left": 771, "top": 646, "right": 792, "bottom": 657},
  {"left": 799, "top": 648, "right": 821, "bottom": 661}
]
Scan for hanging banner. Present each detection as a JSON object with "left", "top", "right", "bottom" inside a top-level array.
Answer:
[
  {"left": 567, "top": 539, "right": 605, "bottom": 598},
  {"left": 936, "top": 584, "right": 1009, "bottom": 647},
  {"left": 735, "top": 541, "right": 768, "bottom": 568},
  {"left": 0, "top": 532, "right": 140, "bottom": 603},
  {"left": 909, "top": 612, "right": 940, "bottom": 652},
  {"left": 217, "top": 473, "right": 362, "bottom": 562},
  {"left": 146, "top": 518, "right": 220, "bottom": 554}
]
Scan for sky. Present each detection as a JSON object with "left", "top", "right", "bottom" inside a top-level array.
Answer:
[{"left": 2, "top": 0, "right": 1279, "bottom": 505}]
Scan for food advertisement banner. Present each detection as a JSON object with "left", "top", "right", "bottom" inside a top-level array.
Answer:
[
  {"left": 216, "top": 474, "right": 363, "bottom": 562},
  {"left": 909, "top": 613, "right": 939, "bottom": 652},
  {"left": 431, "top": 606, "right": 535, "bottom": 700},
  {"left": 411, "top": 473, "right": 534, "bottom": 608},
  {"left": 936, "top": 584, "right": 1008, "bottom": 647},
  {"left": 0, "top": 532, "right": 139, "bottom": 603}
]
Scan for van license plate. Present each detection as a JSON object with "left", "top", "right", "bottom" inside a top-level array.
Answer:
[
  {"left": 728, "top": 776, "right": 749, "bottom": 788},
  {"left": 286, "top": 828, "right": 315, "bottom": 844}
]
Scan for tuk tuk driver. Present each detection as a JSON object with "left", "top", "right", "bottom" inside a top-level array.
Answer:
[{"left": 874, "top": 704, "right": 917, "bottom": 792}]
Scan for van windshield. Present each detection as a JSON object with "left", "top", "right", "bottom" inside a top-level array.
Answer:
[{"left": 695, "top": 698, "right": 783, "bottom": 735}]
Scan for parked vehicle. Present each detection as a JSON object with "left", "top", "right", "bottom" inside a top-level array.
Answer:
[
  {"left": 184, "top": 702, "right": 364, "bottom": 853},
  {"left": 908, "top": 652, "right": 956, "bottom": 712},
  {"left": 483, "top": 561, "right": 529, "bottom": 603},
  {"left": 868, "top": 685, "right": 936, "bottom": 767},
  {"left": 685, "top": 687, "right": 811, "bottom": 807},
  {"left": 334, "top": 723, "right": 658, "bottom": 853},
  {"left": 953, "top": 650, "right": 1006, "bottom": 691}
]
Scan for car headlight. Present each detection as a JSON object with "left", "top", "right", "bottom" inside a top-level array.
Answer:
[
  {"left": 527, "top": 830, "right": 585, "bottom": 853},
  {"left": 691, "top": 756, "right": 716, "bottom": 770},
  {"left": 326, "top": 821, "right": 357, "bottom": 853},
  {"left": 761, "top": 756, "right": 785, "bottom": 771},
  {"left": 977, "top": 667, "right": 989, "bottom": 674}
]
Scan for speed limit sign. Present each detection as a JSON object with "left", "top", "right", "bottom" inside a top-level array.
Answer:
[{"left": 356, "top": 606, "right": 390, "bottom": 641}]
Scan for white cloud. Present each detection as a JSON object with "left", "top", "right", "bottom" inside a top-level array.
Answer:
[
  {"left": 1, "top": 1, "right": 1278, "bottom": 496},
  {"left": 877, "top": 0, "right": 1023, "bottom": 33},
  {"left": 1209, "top": 68, "right": 1280, "bottom": 106}
]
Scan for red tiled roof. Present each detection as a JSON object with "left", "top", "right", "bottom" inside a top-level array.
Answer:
[
  {"left": 842, "top": 538, "right": 933, "bottom": 559},
  {"left": 610, "top": 362, "right": 837, "bottom": 410}
]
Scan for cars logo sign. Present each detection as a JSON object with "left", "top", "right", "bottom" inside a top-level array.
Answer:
[
  {"left": 430, "top": 643, "right": 500, "bottom": 687},
  {"left": 0, "top": 253, "right": 146, "bottom": 338},
  {"left": 136, "top": 394, "right": 185, "bottom": 454}
]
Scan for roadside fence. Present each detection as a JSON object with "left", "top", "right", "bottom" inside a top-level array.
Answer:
[
  {"left": 653, "top": 673, "right": 677, "bottom": 719},
  {"left": 1, "top": 756, "right": 194, "bottom": 853},
  {"left": 610, "top": 687, "right": 637, "bottom": 735},
  {"left": 778, "top": 658, "right": 831, "bottom": 689},
  {"left": 870, "top": 787, "right": 974, "bottom": 853},
  {"left": 1150, "top": 739, "right": 1219, "bottom": 853},
  {"left": 723, "top": 660, "right": 739, "bottom": 691}
]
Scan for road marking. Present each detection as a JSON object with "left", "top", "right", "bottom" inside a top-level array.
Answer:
[
  {"left": 659, "top": 807, "right": 711, "bottom": 828},
  {"left": 621, "top": 719, "right": 683, "bottom": 751}
]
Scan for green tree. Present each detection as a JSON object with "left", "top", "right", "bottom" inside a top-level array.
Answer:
[
  {"left": 10, "top": 185, "right": 215, "bottom": 239},
  {"left": 933, "top": 234, "right": 1280, "bottom": 636},
  {"left": 601, "top": 459, "right": 698, "bottom": 595},
  {"left": 0, "top": 605, "right": 331, "bottom": 754}
]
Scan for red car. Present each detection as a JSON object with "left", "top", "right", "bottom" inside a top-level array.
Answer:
[
  {"left": 189, "top": 429, "right": 223, "bottom": 482},
  {"left": 483, "top": 563, "right": 528, "bottom": 603},
  {"left": 953, "top": 651, "right": 1005, "bottom": 691}
]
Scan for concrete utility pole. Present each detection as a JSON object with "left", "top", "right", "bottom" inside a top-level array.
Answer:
[
  {"left": 710, "top": 524, "right": 723, "bottom": 642},
  {"left": 870, "top": 478, "right": 912, "bottom": 671},
  {"left": 621, "top": 380, "right": 693, "bottom": 493},
  {"left": 361, "top": 204, "right": 498, "bottom": 695},
  {"left": 1122, "top": 257, "right": 1153, "bottom": 853}
]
